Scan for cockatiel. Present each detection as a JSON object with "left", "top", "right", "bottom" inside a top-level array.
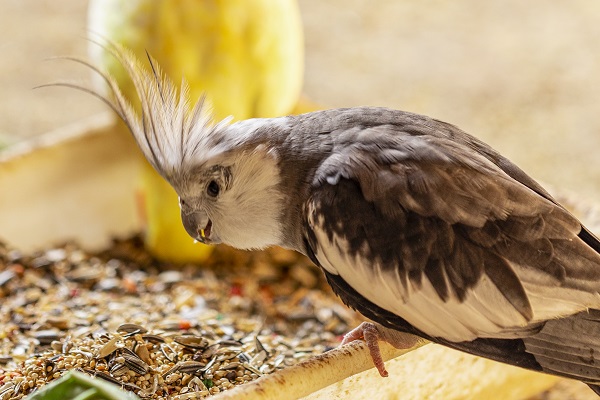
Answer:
[{"left": 58, "top": 45, "right": 600, "bottom": 394}]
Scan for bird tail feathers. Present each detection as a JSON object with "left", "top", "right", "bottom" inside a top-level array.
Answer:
[{"left": 524, "top": 309, "right": 600, "bottom": 385}]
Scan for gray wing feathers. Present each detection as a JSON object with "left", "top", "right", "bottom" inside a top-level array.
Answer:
[
  {"left": 315, "top": 125, "right": 561, "bottom": 228},
  {"left": 307, "top": 109, "right": 600, "bottom": 330}
]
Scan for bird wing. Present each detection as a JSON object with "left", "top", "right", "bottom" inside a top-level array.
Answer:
[{"left": 303, "top": 121, "right": 600, "bottom": 342}]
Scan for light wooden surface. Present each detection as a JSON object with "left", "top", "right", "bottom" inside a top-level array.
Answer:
[{"left": 0, "top": 113, "right": 140, "bottom": 252}]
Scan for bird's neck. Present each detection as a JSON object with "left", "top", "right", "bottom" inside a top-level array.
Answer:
[{"left": 269, "top": 121, "right": 333, "bottom": 252}]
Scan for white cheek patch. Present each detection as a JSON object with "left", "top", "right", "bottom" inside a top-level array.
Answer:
[{"left": 214, "top": 149, "right": 284, "bottom": 250}]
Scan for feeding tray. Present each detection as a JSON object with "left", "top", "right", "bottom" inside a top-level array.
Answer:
[{"left": 0, "top": 114, "right": 593, "bottom": 399}]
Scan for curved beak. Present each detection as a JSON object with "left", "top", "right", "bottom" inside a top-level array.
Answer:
[{"left": 181, "top": 210, "right": 217, "bottom": 244}]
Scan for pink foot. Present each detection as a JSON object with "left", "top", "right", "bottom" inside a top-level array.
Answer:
[{"left": 341, "top": 321, "right": 419, "bottom": 377}]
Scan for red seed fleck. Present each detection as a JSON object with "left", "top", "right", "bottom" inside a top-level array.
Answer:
[{"left": 178, "top": 320, "right": 192, "bottom": 330}]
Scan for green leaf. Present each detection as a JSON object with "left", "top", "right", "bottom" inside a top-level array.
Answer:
[{"left": 24, "top": 371, "right": 140, "bottom": 400}]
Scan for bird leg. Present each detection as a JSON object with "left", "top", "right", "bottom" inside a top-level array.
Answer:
[{"left": 341, "top": 321, "right": 420, "bottom": 377}]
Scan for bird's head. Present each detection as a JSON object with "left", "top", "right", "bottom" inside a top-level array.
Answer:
[
  {"left": 172, "top": 131, "right": 286, "bottom": 250},
  {"left": 50, "top": 43, "right": 286, "bottom": 250}
]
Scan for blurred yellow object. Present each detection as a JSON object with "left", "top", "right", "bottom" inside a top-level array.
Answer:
[
  {"left": 87, "top": 0, "right": 304, "bottom": 262},
  {"left": 291, "top": 95, "right": 323, "bottom": 115}
]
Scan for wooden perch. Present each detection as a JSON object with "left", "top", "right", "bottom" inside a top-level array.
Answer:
[{"left": 215, "top": 341, "right": 559, "bottom": 400}]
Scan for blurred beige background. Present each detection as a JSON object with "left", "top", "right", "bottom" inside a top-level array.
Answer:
[
  {"left": 2, "top": 1, "right": 600, "bottom": 202},
  {"left": 1, "top": 1, "right": 600, "bottom": 398}
]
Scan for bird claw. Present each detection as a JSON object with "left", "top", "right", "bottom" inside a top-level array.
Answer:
[
  {"left": 341, "top": 321, "right": 420, "bottom": 378},
  {"left": 342, "top": 321, "right": 390, "bottom": 377}
]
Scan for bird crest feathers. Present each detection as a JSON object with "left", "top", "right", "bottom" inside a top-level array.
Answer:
[{"left": 40, "top": 40, "right": 232, "bottom": 183}]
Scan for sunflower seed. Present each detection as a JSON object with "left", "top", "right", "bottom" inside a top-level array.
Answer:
[
  {"left": 97, "top": 336, "right": 122, "bottom": 358},
  {"left": 94, "top": 371, "right": 122, "bottom": 385},
  {"left": 177, "top": 361, "right": 207, "bottom": 374},
  {"left": 109, "top": 363, "right": 129, "bottom": 377},
  {"left": 117, "top": 323, "right": 148, "bottom": 335},
  {"left": 242, "top": 362, "right": 262, "bottom": 376},
  {"left": 173, "top": 335, "right": 208, "bottom": 350},
  {"left": 123, "top": 352, "right": 149, "bottom": 375},
  {"left": 0, "top": 270, "right": 15, "bottom": 288},
  {"left": 134, "top": 341, "right": 151, "bottom": 364},
  {"left": 0, "top": 355, "right": 12, "bottom": 365},
  {"left": 160, "top": 342, "right": 178, "bottom": 363},
  {"left": 220, "top": 361, "right": 240, "bottom": 370},
  {"left": 141, "top": 334, "right": 165, "bottom": 344},
  {"left": 32, "top": 330, "right": 62, "bottom": 345}
]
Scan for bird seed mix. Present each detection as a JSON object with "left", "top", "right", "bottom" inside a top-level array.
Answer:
[{"left": 0, "top": 236, "right": 360, "bottom": 399}]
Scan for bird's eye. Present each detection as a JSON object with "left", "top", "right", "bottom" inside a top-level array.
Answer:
[
  {"left": 179, "top": 198, "right": 186, "bottom": 207},
  {"left": 207, "top": 180, "right": 220, "bottom": 197}
]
